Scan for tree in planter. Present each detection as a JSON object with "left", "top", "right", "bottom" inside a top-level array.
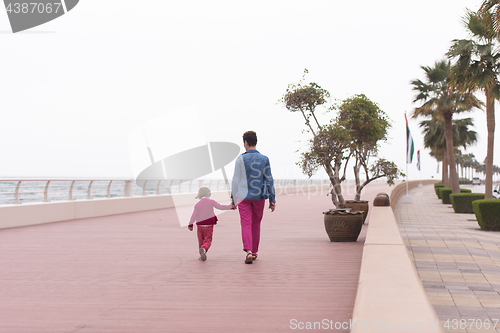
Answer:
[
  {"left": 334, "top": 94, "right": 403, "bottom": 201},
  {"left": 280, "top": 69, "right": 330, "bottom": 136},
  {"left": 280, "top": 73, "right": 403, "bottom": 208},
  {"left": 299, "top": 122, "right": 351, "bottom": 208},
  {"left": 280, "top": 70, "right": 349, "bottom": 208}
]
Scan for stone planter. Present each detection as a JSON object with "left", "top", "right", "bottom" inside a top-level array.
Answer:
[
  {"left": 323, "top": 209, "right": 364, "bottom": 242},
  {"left": 345, "top": 200, "right": 369, "bottom": 224}
]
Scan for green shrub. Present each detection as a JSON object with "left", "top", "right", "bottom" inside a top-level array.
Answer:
[
  {"left": 459, "top": 178, "right": 472, "bottom": 185},
  {"left": 440, "top": 188, "right": 472, "bottom": 204},
  {"left": 435, "top": 184, "right": 445, "bottom": 197},
  {"left": 439, "top": 188, "right": 451, "bottom": 203},
  {"left": 472, "top": 199, "right": 500, "bottom": 231},
  {"left": 450, "top": 193, "right": 485, "bottom": 213}
]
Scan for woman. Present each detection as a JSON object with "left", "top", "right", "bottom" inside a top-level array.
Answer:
[{"left": 231, "top": 131, "right": 276, "bottom": 264}]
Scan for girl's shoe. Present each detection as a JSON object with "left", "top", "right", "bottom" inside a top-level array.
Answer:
[
  {"left": 199, "top": 248, "right": 207, "bottom": 261},
  {"left": 252, "top": 253, "right": 258, "bottom": 260},
  {"left": 245, "top": 252, "right": 253, "bottom": 264}
]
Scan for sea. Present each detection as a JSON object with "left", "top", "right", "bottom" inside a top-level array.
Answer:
[{"left": 0, "top": 179, "right": 230, "bottom": 205}]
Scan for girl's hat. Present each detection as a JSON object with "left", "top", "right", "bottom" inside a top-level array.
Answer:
[{"left": 195, "top": 187, "right": 211, "bottom": 199}]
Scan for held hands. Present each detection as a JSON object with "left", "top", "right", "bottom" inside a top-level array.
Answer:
[
  {"left": 188, "top": 225, "right": 193, "bottom": 231},
  {"left": 269, "top": 201, "right": 276, "bottom": 212},
  {"left": 231, "top": 202, "right": 237, "bottom": 210}
]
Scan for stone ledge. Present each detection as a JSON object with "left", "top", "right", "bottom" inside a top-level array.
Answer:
[{"left": 352, "top": 180, "right": 443, "bottom": 333}]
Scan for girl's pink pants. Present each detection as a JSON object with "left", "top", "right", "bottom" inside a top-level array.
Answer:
[{"left": 197, "top": 225, "right": 214, "bottom": 252}]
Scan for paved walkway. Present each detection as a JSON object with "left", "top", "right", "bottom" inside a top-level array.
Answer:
[
  {"left": 395, "top": 184, "right": 500, "bottom": 333},
  {"left": 0, "top": 183, "right": 388, "bottom": 333}
]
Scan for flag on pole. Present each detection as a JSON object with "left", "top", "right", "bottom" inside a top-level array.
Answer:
[
  {"left": 405, "top": 113, "right": 414, "bottom": 164},
  {"left": 417, "top": 150, "right": 421, "bottom": 170}
]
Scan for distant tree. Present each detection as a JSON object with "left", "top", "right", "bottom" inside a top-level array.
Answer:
[{"left": 419, "top": 117, "right": 477, "bottom": 183}]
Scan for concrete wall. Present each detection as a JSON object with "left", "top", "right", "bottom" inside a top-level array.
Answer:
[
  {"left": 0, "top": 184, "right": 330, "bottom": 229},
  {"left": 352, "top": 180, "right": 442, "bottom": 333},
  {"left": 390, "top": 179, "right": 439, "bottom": 210}
]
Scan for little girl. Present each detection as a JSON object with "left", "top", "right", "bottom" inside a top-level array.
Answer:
[{"left": 188, "top": 187, "right": 235, "bottom": 261}]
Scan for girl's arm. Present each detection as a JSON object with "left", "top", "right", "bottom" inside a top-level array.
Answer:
[
  {"left": 188, "top": 206, "right": 198, "bottom": 227},
  {"left": 212, "top": 200, "right": 233, "bottom": 211}
]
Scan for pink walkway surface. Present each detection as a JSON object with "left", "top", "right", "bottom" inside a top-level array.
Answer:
[{"left": 0, "top": 183, "right": 389, "bottom": 333}]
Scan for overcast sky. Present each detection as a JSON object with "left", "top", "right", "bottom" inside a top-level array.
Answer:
[{"left": 1, "top": 0, "right": 497, "bottom": 182}]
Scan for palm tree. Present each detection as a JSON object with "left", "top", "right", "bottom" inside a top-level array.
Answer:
[
  {"left": 479, "top": 1, "right": 500, "bottom": 37},
  {"left": 419, "top": 117, "right": 478, "bottom": 185},
  {"left": 456, "top": 150, "right": 465, "bottom": 179},
  {"left": 461, "top": 152, "right": 478, "bottom": 180},
  {"left": 447, "top": 9, "right": 500, "bottom": 199},
  {"left": 411, "top": 60, "right": 481, "bottom": 193}
]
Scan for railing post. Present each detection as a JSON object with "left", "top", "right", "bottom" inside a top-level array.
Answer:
[
  {"left": 107, "top": 180, "right": 113, "bottom": 198},
  {"left": 87, "top": 180, "right": 93, "bottom": 200},
  {"left": 178, "top": 180, "right": 183, "bottom": 193},
  {"left": 168, "top": 180, "right": 173, "bottom": 194},
  {"left": 156, "top": 180, "right": 161, "bottom": 195},
  {"left": 142, "top": 180, "right": 147, "bottom": 196},
  {"left": 189, "top": 180, "right": 193, "bottom": 193},
  {"left": 124, "top": 180, "right": 132, "bottom": 197},
  {"left": 15, "top": 181, "right": 21, "bottom": 204},
  {"left": 69, "top": 180, "right": 75, "bottom": 200},
  {"left": 199, "top": 179, "right": 203, "bottom": 190},
  {"left": 44, "top": 180, "right": 51, "bottom": 202}
]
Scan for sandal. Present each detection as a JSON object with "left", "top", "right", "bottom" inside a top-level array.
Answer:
[
  {"left": 245, "top": 252, "right": 253, "bottom": 264},
  {"left": 252, "top": 253, "right": 258, "bottom": 260}
]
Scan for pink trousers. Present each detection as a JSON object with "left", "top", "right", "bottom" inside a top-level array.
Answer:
[
  {"left": 197, "top": 225, "right": 214, "bottom": 252},
  {"left": 237, "top": 199, "right": 265, "bottom": 253}
]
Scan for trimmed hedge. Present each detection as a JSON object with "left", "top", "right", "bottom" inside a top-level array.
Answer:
[
  {"left": 472, "top": 199, "right": 500, "bottom": 231},
  {"left": 450, "top": 193, "right": 485, "bottom": 213},
  {"left": 435, "top": 183, "right": 445, "bottom": 197},
  {"left": 440, "top": 188, "right": 472, "bottom": 204}
]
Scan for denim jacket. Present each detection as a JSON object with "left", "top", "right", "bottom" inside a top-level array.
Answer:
[{"left": 231, "top": 150, "right": 276, "bottom": 203}]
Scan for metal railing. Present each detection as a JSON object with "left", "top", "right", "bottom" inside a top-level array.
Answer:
[{"left": 0, "top": 179, "right": 329, "bottom": 206}]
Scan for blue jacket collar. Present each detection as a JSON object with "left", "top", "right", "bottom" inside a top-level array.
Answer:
[{"left": 243, "top": 149, "right": 259, "bottom": 154}]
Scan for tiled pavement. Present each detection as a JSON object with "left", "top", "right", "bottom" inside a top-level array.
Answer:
[{"left": 395, "top": 184, "right": 500, "bottom": 333}]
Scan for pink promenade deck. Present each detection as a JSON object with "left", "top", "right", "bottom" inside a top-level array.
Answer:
[{"left": 0, "top": 183, "right": 389, "bottom": 333}]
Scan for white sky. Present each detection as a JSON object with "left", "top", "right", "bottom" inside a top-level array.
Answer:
[{"left": 1, "top": 0, "right": 498, "bottom": 182}]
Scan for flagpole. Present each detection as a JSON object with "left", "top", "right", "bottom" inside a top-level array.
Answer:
[
  {"left": 418, "top": 150, "right": 423, "bottom": 187},
  {"left": 406, "top": 163, "right": 409, "bottom": 196}
]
